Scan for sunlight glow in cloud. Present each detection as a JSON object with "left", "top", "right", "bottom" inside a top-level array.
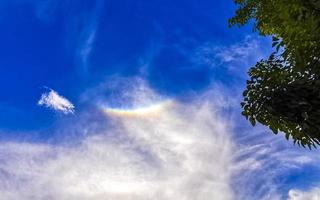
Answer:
[
  {"left": 103, "top": 100, "right": 174, "bottom": 117},
  {"left": 38, "top": 89, "right": 75, "bottom": 114}
]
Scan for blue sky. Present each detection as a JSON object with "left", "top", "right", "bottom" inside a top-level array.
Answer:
[{"left": 0, "top": 1, "right": 319, "bottom": 199}]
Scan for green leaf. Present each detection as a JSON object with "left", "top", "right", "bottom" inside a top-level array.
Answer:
[
  {"left": 249, "top": 117, "right": 256, "bottom": 126},
  {"left": 230, "top": 0, "right": 320, "bottom": 148}
]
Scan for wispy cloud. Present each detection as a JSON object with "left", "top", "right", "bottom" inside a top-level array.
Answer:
[
  {"left": 214, "top": 36, "right": 261, "bottom": 63},
  {"left": 27, "top": 0, "right": 104, "bottom": 75},
  {"left": 1, "top": 80, "right": 235, "bottom": 200},
  {"left": 2, "top": 78, "right": 320, "bottom": 199},
  {"left": 78, "top": 29, "right": 97, "bottom": 73},
  {"left": 231, "top": 129, "right": 320, "bottom": 200},
  {"left": 192, "top": 35, "right": 271, "bottom": 76},
  {"left": 38, "top": 89, "right": 75, "bottom": 114},
  {"left": 74, "top": 0, "right": 104, "bottom": 75},
  {"left": 66, "top": 0, "right": 104, "bottom": 75}
]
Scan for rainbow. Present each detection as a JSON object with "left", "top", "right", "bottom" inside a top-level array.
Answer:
[{"left": 103, "top": 100, "right": 174, "bottom": 117}]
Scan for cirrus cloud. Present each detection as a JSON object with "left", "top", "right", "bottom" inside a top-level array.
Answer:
[
  {"left": 2, "top": 79, "right": 320, "bottom": 200},
  {"left": 1, "top": 81, "right": 235, "bottom": 200}
]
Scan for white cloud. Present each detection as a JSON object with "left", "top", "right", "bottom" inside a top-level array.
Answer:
[
  {"left": 288, "top": 188, "right": 320, "bottom": 200},
  {"left": 2, "top": 79, "right": 320, "bottom": 200},
  {"left": 38, "top": 89, "right": 75, "bottom": 114},
  {"left": 229, "top": 117, "right": 320, "bottom": 200},
  {"left": 1, "top": 80, "right": 235, "bottom": 200}
]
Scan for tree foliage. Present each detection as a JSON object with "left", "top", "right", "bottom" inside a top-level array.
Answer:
[{"left": 230, "top": 0, "right": 320, "bottom": 147}]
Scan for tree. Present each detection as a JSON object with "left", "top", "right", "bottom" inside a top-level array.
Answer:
[{"left": 230, "top": 0, "right": 320, "bottom": 148}]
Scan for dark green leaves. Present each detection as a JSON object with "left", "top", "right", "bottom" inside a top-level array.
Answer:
[
  {"left": 241, "top": 56, "right": 320, "bottom": 147},
  {"left": 231, "top": 0, "right": 320, "bottom": 148}
]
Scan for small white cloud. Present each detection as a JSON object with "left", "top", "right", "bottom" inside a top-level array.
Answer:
[
  {"left": 38, "top": 89, "right": 75, "bottom": 114},
  {"left": 288, "top": 188, "right": 320, "bottom": 200}
]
